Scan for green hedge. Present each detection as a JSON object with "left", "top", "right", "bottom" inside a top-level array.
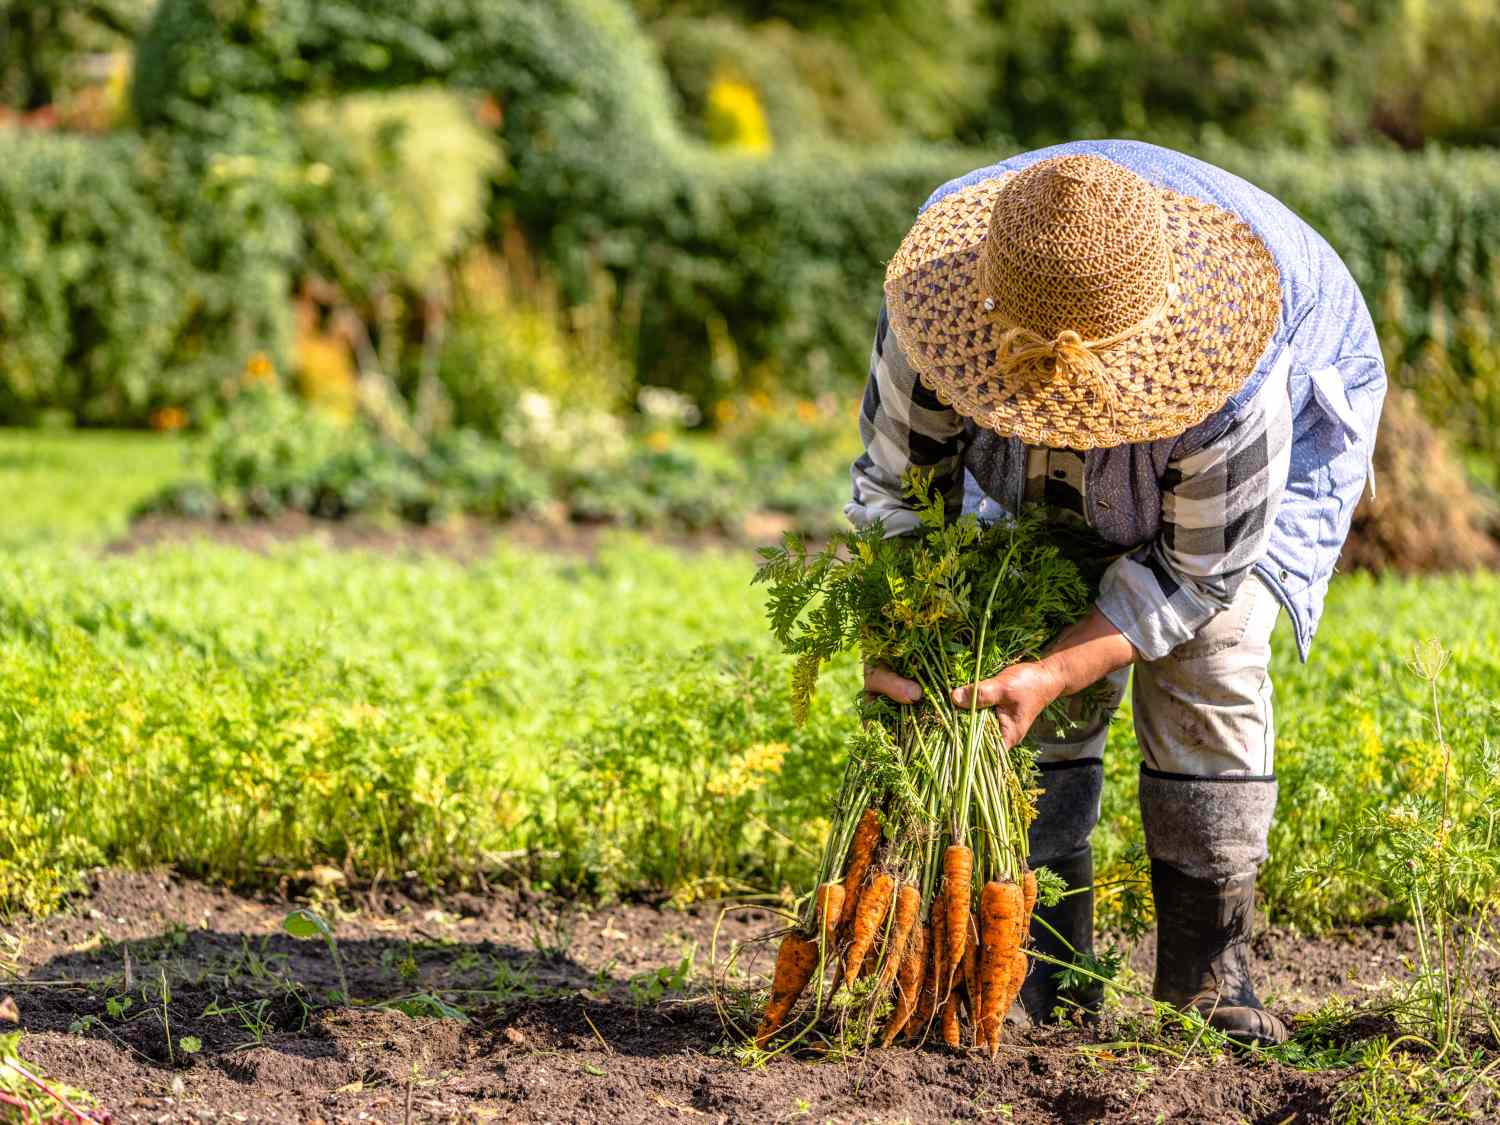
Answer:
[
  {"left": 128, "top": 0, "right": 976, "bottom": 402},
  {"left": 0, "top": 0, "right": 1488, "bottom": 427},
  {"left": 129, "top": 0, "right": 1500, "bottom": 398},
  {"left": 0, "top": 128, "right": 294, "bottom": 425}
]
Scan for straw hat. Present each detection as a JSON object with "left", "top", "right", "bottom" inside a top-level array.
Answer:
[{"left": 884, "top": 154, "right": 1282, "bottom": 450}]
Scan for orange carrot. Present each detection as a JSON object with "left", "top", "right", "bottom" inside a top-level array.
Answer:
[
  {"left": 915, "top": 890, "right": 945, "bottom": 1041},
  {"left": 977, "top": 879, "right": 1023, "bottom": 1055},
  {"left": 814, "top": 882, "right": 844, "bottom": 953},
  {"left": 942, "top": 845, "right": 973, "bottom": 997},
  {"left": 755, "top": 933, "right": 819, "bottom": 1048},
  {"left": 842, "top": 872, "right": 895, "bottom": 984},
  {"left": 838, "top": 809, "right": 882, "bottom": 931},
  {"left": 1022, "top": 868, "right": 1038, "bottom": 933},
  {"left": 936, "top": 845, "right": 972, "bottom": 1048},
  {"left": 961, "top": 914, "right": 980, "bottom": 1021},
  {"left": 880, "top": 921, "right": 926, "bottom": 1046},
  {"left": 940, "top": 984, "right": 961, "bottom": 1047},
  {"left": 1002, "top": 948, "right": 1030, "bottom": 1027},
  {"left": 877, "top": 883, "right": 922, "bottom": 993}
]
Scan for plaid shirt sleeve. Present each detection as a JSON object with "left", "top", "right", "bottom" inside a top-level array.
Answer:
[
  {"left": 1096, "top": 352, "right": 1294, "bottom": 661},
  {"left": 845, "top": 304, "right": 969, "bottom": 534}
]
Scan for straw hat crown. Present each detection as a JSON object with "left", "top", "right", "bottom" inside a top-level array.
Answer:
[
  {"left": 882, "top": 150, "right": 1282, "bottom": 449},
  {"left": 978, "top": 155, "right": 1172, "bottom": 341}
]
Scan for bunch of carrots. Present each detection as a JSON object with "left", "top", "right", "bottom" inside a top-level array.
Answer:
[{"left": 750, "top": 479, "right": 1092, "bottom": 1054}]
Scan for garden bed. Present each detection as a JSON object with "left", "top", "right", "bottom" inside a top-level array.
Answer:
[
  {"left": 4, "top": 869, "right": 1462, "bottom": 1124},
  {"left": 108, "top": 510, "right": 798, "bottom": 562}
]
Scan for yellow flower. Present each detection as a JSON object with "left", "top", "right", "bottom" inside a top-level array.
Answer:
[
  {"left": 706, "top": 742, "right": 789, "bottom": 799},
  {"left": 796, "top": 400, "right": 820, "bottom": 423},
  {"left": 645, "top": 429, "right": 672, "bottom": 453},
  {"left": 704, "top": 74, "right": 772, "bottom": 155},
  {"left": 243, "top": 352, "right": 278, "bottom": 387}
]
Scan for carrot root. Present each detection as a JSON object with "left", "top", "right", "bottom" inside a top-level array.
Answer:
[
  {"left": 977, "top": 879, "right": 1023, "bottom": 1055},
  {"left": 877, "top": 883, "right": 922, "bottom": 993},
  {"left": 842, "top": 872, "right": 895, "bottom": 985},
  {"left": 837, "top": 809, "right": 882, "bottom": 932},
  {"left": 815, "top": 882, "right": 845, "bottom": 954},
  {"left": 755, "top": 933, "right": 819, "bottom": 1049},
  {"left": 880, "top": 921, "right": 927, "bottom": 1046}
]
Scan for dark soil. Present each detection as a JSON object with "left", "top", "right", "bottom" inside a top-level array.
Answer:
[
  {"left": 110, "top": 510, "right": 799, "bottom": 562},
  {"left": 2, "top": 870, "right": 1429, "bottom": 1124}
]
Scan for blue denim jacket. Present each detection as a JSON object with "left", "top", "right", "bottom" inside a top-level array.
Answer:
[{"left": 930, "top": 140, "right": 1387, "bottom": 660}]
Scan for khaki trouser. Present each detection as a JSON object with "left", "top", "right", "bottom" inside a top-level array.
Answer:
[
  {"left": 1026, "top": 575, "right": 1283, "bottom": 882},
  {"left": 1033, "top": 573, "right": 1281, "bottom": 776}
]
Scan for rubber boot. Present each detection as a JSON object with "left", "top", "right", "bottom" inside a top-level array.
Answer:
[
  {"left": 1019, "top": 845, "right": 1103, "bottom": 1023},
  {"left": 1008, "top": 759, "right": 1106, "bottom": 1026},
  {"left": 1150, "top": 860, "right": 1289, "bottom": 1046}
]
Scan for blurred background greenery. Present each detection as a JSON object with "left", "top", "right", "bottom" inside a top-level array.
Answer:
[
  {"left": 3, "top": 0, "right": 1500, "bottom": 939},
  {"left": 0, "top": 0, "right": 1497, "bottom": 556}
]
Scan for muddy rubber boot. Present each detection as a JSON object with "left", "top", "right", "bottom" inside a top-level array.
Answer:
[
  {"left": 1019, "top": 846, "right": 1103, "bottom": 1023},
  {"left": 1149, "top": 861, "right": 1289, "bottom": 1047}
]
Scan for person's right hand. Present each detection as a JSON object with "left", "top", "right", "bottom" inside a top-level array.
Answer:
[{"left": 864, "top": 664, "right": 923, "bottom": 704}]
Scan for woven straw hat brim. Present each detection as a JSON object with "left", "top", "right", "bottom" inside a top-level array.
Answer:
[{"left": 884, "top": 174, "right": 1282, "bottom": 450}]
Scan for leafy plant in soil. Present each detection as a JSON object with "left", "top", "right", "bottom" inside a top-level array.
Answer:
[
  {"left": 748, "top": 474, "right": 1093, "bottom": 1054},
  {"left": 1, "top": 1023, "right": 110, "bottom": 1123},
  {"left": 1293, "top": 640, "right": 1500, "bottom": 1120}
]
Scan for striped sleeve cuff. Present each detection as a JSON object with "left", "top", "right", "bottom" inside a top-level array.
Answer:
[{"left": 1095, "top": 552, "right": 1205, "bottom": 662}]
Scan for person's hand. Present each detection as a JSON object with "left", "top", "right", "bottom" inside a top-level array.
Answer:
[
  {"left": 951, "top": 661, "right": 1064, "bottom": 749},
  {"left": 863, "top": 664, "right": 922, "bottom": 704}
]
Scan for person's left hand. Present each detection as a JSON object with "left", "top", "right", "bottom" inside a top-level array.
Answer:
[{"left": 951, "top": 661, "right": 1064, "bottom": 749}]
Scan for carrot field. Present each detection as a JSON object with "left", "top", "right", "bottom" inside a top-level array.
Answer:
[
  {"left": 3, "top": 430, "right": 1499, "bottom": 1121},
  {"left": 1, "top": 431, "right": 1496, "bottom": 927}
]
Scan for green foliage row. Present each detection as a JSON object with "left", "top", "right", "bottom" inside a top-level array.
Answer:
[
  {"left": 0, "top": 525, "right": 852, "bottom": 916},
  {"left": 141, "top": 382, "right": 853, "bottom": 536},
  {"left": 1, "top": 507, "right": 1496, "bottom": 924},
  {"left": 1095, "top": 572, "right": 1500, "bottom": 930}
]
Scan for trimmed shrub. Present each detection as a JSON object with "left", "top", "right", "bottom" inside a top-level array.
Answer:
[
  {"left": 0, "top": 131, "right": 186, "bottom": 424},
  {"left": 296, "top": 87, "right": 502, "bottom": 294},
  {"left": 0, "top": 125, "right": 296, "bottom": 426}
]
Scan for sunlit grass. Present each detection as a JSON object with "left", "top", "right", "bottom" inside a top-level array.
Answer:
[
  {"left": 1, "top": 432, "right": 1497, "bottom": 931},
  {"left": 0, "top": 428, "right": 193, "bottom": 548}
]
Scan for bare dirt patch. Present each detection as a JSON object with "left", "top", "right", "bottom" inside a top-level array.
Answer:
[
  {"left": 0, "top": 870, "right": 1424, "bottom": 1123},
  {"left": 108, "top": 511, "right": 790, "bottom": 562}
]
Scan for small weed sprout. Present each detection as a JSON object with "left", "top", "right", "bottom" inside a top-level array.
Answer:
[
  {"left": 282, "top": 908, "right": 351, "bottom": 1003},
  {"left": 627, "top": 946, "right": 695, "bottom": 1008}
]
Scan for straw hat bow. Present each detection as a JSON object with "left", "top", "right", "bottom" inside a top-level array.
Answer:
[{"left": 884, "top": 154, "right": 1281, "bottom": 450}]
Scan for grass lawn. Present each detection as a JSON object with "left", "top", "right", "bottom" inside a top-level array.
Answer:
[
  {"left": 0, "top": 428, "right": 196, "bottom": 548},
  {"left": 1, "top": 429, "right": 1497, "bottom": 932}
]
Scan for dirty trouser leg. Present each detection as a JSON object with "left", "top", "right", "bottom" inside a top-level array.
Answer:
[
  {"left": 1133, "top": 573, "right": 1289, "bottom": 1045},
  {"left": 1017, "top": 666, "right": 1128, "bottom": 1022}
]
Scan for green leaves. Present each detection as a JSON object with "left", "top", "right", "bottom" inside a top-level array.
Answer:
[
  {"left": 755, "top": 482, "right": 1090, "bottom": 713},
  {"left": 282, "top": 909, "right": 331, "bottom": 941}
]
